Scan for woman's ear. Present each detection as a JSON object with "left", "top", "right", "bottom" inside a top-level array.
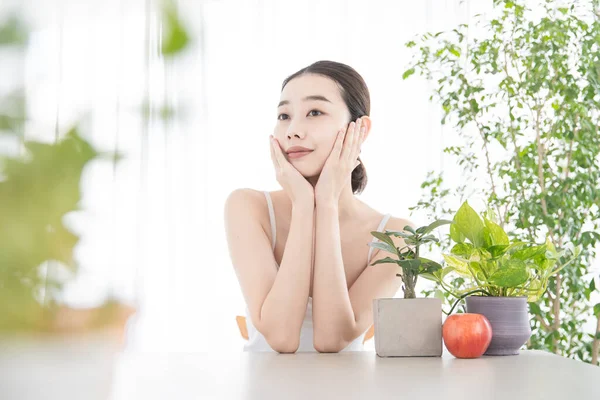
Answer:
[{"left": 361, "top": 116, "right": 372, "bottom": 141}]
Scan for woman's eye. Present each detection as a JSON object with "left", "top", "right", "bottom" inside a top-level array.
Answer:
[{"left": 277, "top": 110, "right": 321, "bottom": 120}]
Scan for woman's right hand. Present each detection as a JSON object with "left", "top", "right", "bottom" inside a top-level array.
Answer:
[{"left": 270, "top": 135, "right": 314, "bottom": 207}]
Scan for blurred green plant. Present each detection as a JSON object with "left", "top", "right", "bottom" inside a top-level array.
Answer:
[
  {"left": 0, "top": 89, "right": 26, "bottom": 136},
  {"left": 0, "top": 127, "right": 115, "bottom": 332},
  {"left": 0, "top": 13, "right": 28, "bottom": 137},
  {"left": 0, "top": 1, "right": 194, "bottom": 335},
  {"left": 139, "top": 0, "right": 191, "bottom": 119},
  {"left": 160, "top": 0, "right": 191, "bottom": 57},
  {"left": 0, "top": 12, "right": 127, "bottom": 334},
  {"left": 0, "top": 13, "right": 28, "bottom": 46},
  {"left": 406, "top": 0, "right": 600, "bottom": 364}
]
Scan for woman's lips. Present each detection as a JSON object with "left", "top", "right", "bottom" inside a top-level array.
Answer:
[{"left": 288, "top": 151, "right": 313, "bottom": 159}]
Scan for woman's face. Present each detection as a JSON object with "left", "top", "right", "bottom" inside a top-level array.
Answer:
[{"left": 274, "top": 73, "right": 351, "bottom": 178}]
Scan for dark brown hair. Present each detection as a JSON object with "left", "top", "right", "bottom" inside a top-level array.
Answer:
[{"left": 281, "top": 60, "right": 370, "bottom": 195}]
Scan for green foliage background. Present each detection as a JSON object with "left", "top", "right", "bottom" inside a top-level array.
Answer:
[{"left": 408, "top": 0, "right": 600, "bottom": 364}]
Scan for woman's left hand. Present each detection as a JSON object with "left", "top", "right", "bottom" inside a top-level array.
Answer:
[{"left": 314, "top": 117, "right": 365, "bottom": 205}]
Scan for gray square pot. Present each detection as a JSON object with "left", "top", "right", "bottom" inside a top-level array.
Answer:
[{"left": 372, "top": 298, "right": 442, "bottom": 357}]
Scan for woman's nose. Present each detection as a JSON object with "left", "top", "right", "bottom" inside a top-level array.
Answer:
[
  {"left": 286, "top": 119, "right": 307, "bottom": 140},
  {"left": 286, "top": 126, "right": 305, "bottom": 140}
]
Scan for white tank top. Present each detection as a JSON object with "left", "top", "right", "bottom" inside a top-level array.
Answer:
[{"left": 243, "top": 191, "right": 392, "bottom": 352}]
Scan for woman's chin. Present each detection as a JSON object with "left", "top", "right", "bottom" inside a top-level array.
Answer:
[{"left": 297, "top": 171, "right": 319, "bottom": 182}]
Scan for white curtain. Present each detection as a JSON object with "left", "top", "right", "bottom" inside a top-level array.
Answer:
[{"left": 8, "top": 0, "right": 497, "bottom": 352}]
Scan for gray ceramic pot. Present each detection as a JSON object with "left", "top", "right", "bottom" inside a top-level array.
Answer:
[
  {"left": 465, "top": 296, "right": 531, "bottom": 356},
  {"left": 372, "top": 298, "right": 442, "bottom": 357}
]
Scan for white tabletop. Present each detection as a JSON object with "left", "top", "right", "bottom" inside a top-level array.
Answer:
[{"left": 109, "top": 350, "right": 600, "bottom": 400}]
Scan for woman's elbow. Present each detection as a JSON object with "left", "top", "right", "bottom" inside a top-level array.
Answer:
[
  {"left": 313, "top": 334, "right": 344, "bottom": 353},
  {"left": 265, "top": 332, "right": 300, "bottom": 354}
]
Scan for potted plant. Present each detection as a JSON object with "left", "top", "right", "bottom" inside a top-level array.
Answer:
[
  {"left": 0, "top": 127, "right": 136, "bottom": 400},
  {"left": 426, "top": 201, "right": 580, "bottom": 356},
  {"left": 369, "top": 219, "right": 451, "bottom": 357}
]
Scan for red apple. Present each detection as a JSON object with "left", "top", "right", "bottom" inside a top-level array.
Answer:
[{"left": 443, "top": 313, "right": 493, "bottom": 359}]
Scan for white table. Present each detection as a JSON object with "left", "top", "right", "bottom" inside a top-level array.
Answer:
[{"left": 109, "top": 350, "right": 600, "bottom": 400}]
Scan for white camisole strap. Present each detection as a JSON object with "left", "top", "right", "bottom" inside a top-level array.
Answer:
[
  {"left": 367, "top": 213, "right": 392, "bottom": 264},
  {"left": 263, "top": 191, "right": 276, "bottom": 251}
]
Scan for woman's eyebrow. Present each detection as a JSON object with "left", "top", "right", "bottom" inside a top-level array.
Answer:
[{"left": 278, "top": 95, "right": 332, "bottom": 108}]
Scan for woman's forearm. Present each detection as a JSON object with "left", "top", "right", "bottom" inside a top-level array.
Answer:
[
  {"left": 312, "top": 202, "right": 356, "bottom": 352},
  {"left": 260, "top": 202, "right": 314, "bottom": 352}
]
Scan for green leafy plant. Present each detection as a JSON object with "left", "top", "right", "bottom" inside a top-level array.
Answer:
[
  {"left": 405, "top": 0, "right": 600, "bottom": 363},
  {"left": 425, "top": 201, "right": 580, "bottom": 315},
  {"left": 369, "top": 220, "right": 451, "bottom": 298},
  {"left": 0, "top": 127, "right": 118, "bottom": 332},
  {"left": 0, "top": 12, "right": 124, "bottom": 336},
  {"left": 0, "top": 1, "right": 192, "bottom": 335}
]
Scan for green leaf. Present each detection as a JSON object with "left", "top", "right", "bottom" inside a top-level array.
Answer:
[
  {"left": 483, "top": 216, "right": 509, "bottom": 246},
  {"left": 451, "top": 243, "right": 474, "bottom": 257},
  {"left": 488, "top": 245, "right": 509, "bottom": 258},
  {"left": 416, "top": 219, "right": 453, "bottom": 235},
  {"left": 370, "top": 231, "right": 396, "bottom": 249},
  {"left": 404, "top": 225, "right": 416, "bottom": 234},
  {"left": 398, "top": 259, "right": 421, "bottom": 272},
  {"left": 513, "top": 244, "right": 546, "bottom": 261},
  {"left": 488, "top": 259, "right": 528, "bottom": 288},
  {"left": 370, "top": 257, "right": 399, "bottom": 266},
  {"left": 367, "top": 241, "right": 398, "bottom": 257},
  {"left": 468, "top": 261, "right": 486, "bottom": 281},
  {"left": 402, "top": 68, "right": 416, "bottom": 80},
  {"left": 440, "top": 266, "right": 455, "bottom": 279},
  {"left": 594, "top": 303, "right": 600, "bottom": 317},
  {"left": 404, "top": 237, "right": 417, "bottom": 246},
  {"left": 453, "top": 201, "right": 485, "bottom": 247},
  {"left": 421, "top": 234, "right": 439, "bottom": 242},
  {"left": 385, "top": 230, "right": 412, "bottom": 239},
  {"left": 448, "top": 46, "right": 461, "bottom": 57},
  {"left": 450, "top": 223, "right": 465, "bottom": 244},
  {"left": 505, "top": 241, "right": 528, "bottom": 254},
  {"left": 419, "top": 257, "right": 443, "bottom": 274},
  {"left": 443, "top": 254, "right": 471, "bottom": 276},
  {"left": 544, "top": 237, "right": 558, "bottom": 259}
]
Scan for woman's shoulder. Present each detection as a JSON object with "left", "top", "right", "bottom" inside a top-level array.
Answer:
[
  {"left": 225, "top": 188, "right": 268, "bottom": 213},
  {"left": 384, "top": 215, "right": 416, "bottom": 232},
  {"left": 360, "top": 202, "right": 415, "bottom": 232},
  {"left": 225, "top": 187, "right": 287, "bottom": 202},
  {"left": 224, "top": 188, "right": 286, "bottom": 221}
]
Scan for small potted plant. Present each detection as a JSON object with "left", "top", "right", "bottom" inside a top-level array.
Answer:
[
  {"left": 369, "top": 219, "right": 451, "bottom": 357},
  {"left": 0, "top": 127, "right": 136, "bottom": 400},
  {"left": 428, "top": 201, "right": 580, "bottom": 356}
]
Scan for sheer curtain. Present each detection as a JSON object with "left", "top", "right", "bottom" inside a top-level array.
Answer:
[{"left": 11, "top": 0, "right": 494, "bottom": 352}]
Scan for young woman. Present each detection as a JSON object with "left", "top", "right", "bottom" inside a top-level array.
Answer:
[{"left": 225, "top": 60, "right": 413, "bottom": 353}]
